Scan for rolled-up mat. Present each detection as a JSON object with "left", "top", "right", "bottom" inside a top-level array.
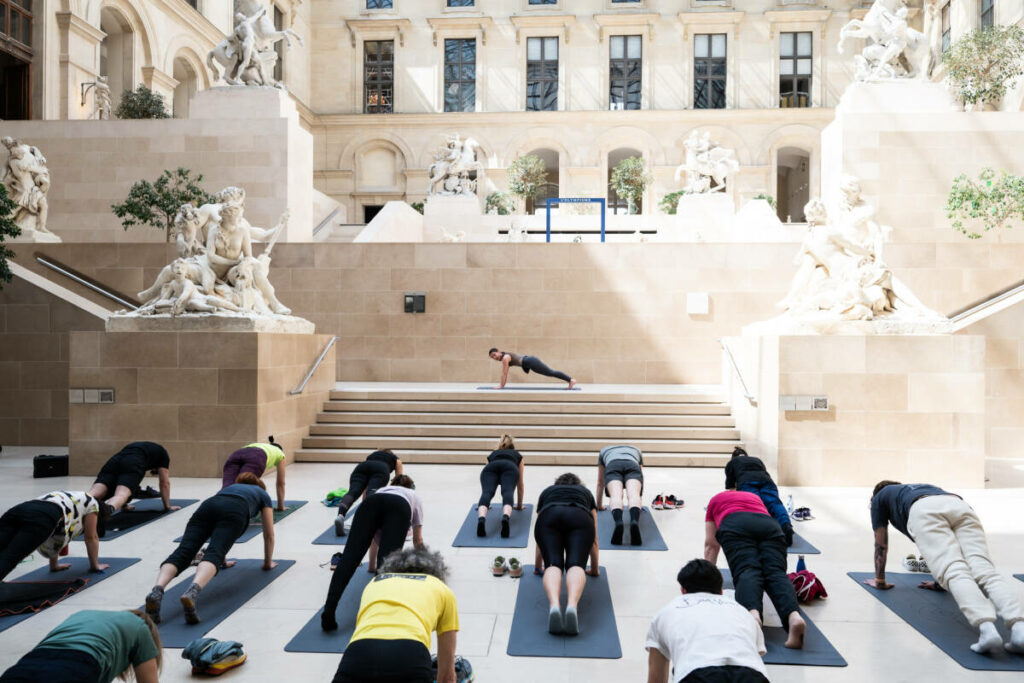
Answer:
[
  {"left": 0, "top": 557, "right": 140, "bottom": 633},
  {"left": 174, "top": 500, "right": 308, "bottom": 544},
  {"left": 284, "top": 564, "right": 375, "bottom": 653},
  {"left": 507, "top": 565, "right": 621, "bottom": 659},
  {"left": 146, "top": 559, "right": 295, "bottom": 648},
  {"left": 850, "top": 571, "right": 1024, "bottom": 671},
  {"left": 789, "top": 532, "right": 821, "bottom": 555},
  {"left": 452, "top": 504, "right": 534, "bottom": 548},
  {"left": 722, "top": 569, "right": 846, "bottom": 666},
  {"left": 99, "top": 498, "right": 198, "bottom": 541},
  {"left": 597, "top": 507, "right": 667, "bottom": 551}
]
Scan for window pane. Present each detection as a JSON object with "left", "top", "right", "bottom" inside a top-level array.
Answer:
[
  {"left": 627, "top": 35, "right": 642, "bottom": 58},
  {"left": 711, "top": 61, "right": 726, "bottom": 77},
  {"left": 711, "top": 79, "right": 726, "bottom": 109},
  {"left": 797, "top": 32, "right": 812, "bottom": 56},
  {"left": 367, "top": 0, "right": 392, "bottom": 8},
  {"left": 695, "top": 34, "right": 709, "bottom": 58},
  {"left": 695, "top": 58, "right": 708, "bottom": 77},
  {"left": 611, "top": 36, "right": 624, "bottom": 59},
  {"left": 711, "top": 34, "right": 726, "bottom": 58},
  {"left": 0, "top": 11, "right": 5, "bottom": 36},
  {"left": 544, "top": 37, "right": 558, "bottom": 57},
  {"left": 780, "top": 60, "right": 794, "bottom": 75},
  {"left": 797, "top": 58, "right": 812, "bottom": 75},
  {"left": 462, "top": 39, "right": 475, "bottom": 62},
  {"left": 781, "top": 33, "right": 793, "bottom": 57},
  {"left": 448, "top": 0, "right": 475, "bottom": 6},
  {"left": 694, "top": 79, "right": 708, "bottom": 109},
  {"left": 527, "top": 37, "right": 541, "bottom": 61}
]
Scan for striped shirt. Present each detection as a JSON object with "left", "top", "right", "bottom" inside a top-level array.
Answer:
[{"left": 35, "top": 491, "right": 99, "bottom": 558}]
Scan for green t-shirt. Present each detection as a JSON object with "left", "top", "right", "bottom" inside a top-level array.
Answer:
[
  {"left": 37, "top": 610, "right": 159, "bottom": 683},
  {"left": 246, "top": 442, "right": 284, "bottom": 471}
]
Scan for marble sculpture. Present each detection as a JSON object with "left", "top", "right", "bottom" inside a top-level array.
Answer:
[
  {"left": 207, "top": 0, "right": 303, "bottom": 88},
  {"left": 1, "top": 136, "right": 59, "bottom": 242},
  {"left": 427, "top": 134, "right": 483, "bottom": 196},
  {"left": 838, "top": 0, "right": 937, "bottom": 81},
  {"left": 674, "top": 131, "right": 739, "bottom": 194},
  {"left": 92, "top": 77, "right": 112, "bottom": 120}
]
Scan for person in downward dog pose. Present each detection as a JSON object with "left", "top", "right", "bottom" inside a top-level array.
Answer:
[
  {"left": 89, "top": 442, "right": 179, "bottom": 525},
  {"left": 865, "top": 480, "right": 1024, "bottom": 654},
  {"left": 488, "top": 348, "right": 576, "bottom": 389},
  {"left": 221, "top": 438, "right": 288, "bottom": 511},
  {"left": 596, "top": 444, "right": 645, "bottom": 545},
  {"left": 476, "top": 434, "right": 525, "bottom": 538},
  {"left": 333, "top": 449, "right": 404, "bottom": 536}
]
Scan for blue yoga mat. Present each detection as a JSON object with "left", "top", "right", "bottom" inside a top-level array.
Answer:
[
  {"left": 1014, "top": 575, "right": 1024, "bottom": 583},
  {"left": 284, "top": 564, "right": 375, "bottom": 653},
  {"left": 98, "top": 498, "right": 198, "bottom": 541},
  {"left": 312, "top": 526, "right": 347, "bottom": 546},
  {"left": 851, "top": 572, "right": 1024, "bottom": 671},
  {"left": 174, "top": 500, "right": 308, "bottom": 544},
  {"left": 452, "top": 504, "right": 534, "bottom": 548},
  {"left": 146, "top": 559, "right": 295, "bottom": 648},
  {"left": 507, "top": 566, "right": 621, "bottom": 659},
  {"left": 0, "top": 557, "right": 140, "bottom": 633},
  {"left": 596, "top": 507, "right": 667, "bottom": 551},
  {"left": 789, "top": 532, "right": 820, "bottom": 555},
  {"left": 721, "top": 569, "right": 846, "bottom": 666}
]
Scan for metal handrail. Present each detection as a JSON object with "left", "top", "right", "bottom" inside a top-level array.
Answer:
[
  {"left": 718, "top": 338, "right": 756, "bottom": 406},
  {"left": 312, "top": 207, "right": 342, "bottom": 237},
  {"left": 290, "top": 336, "right": 338, "bottom": 395},
  {"left": 35, "top": 255, "right": 139, "bottom": 310},
  {"left": 948, "top": 278, "right": 1024, "bottom": 323}
]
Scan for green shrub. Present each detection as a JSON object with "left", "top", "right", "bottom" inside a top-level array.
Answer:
[
  {"left": 659, "top": 190, "right": 685, "bottom": 215},
  {"left": 115, "top": 85, "right": 171, "bottom": 119},
  {"left": 943, "top": 26, "right": 1024, "bottom": 106},
  {"left": 610, "top": 156, "right": 652, "bottom": 215},
  {"left": 754, "top": 193, "right": 777, "bottom": 210},
  {"left": 506, "top": 155, "right": 548, "bottom": 211},
  {"left": 946, "top": 168, "right": 1024, "bottom": 239},
  {"left": 485, "top": 191, "right": 514, "bottom": 215},
  {"left": 410, "top": 201, "right": 425, "bottom": 215},
  {"left": 111, "top": 168, "right": 213, "bottom": 240},
  {"left": 0, "top": 184, "right": 20, "bottom": 289}
]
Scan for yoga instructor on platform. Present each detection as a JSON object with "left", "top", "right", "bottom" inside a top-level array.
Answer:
[{"left": 489, "top": 348, "right": 576, "bottom": 389}]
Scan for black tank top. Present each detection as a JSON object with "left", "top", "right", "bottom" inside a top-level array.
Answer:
[
  {"left": 366, "top": 450, "right": 398, "bottom": 472},
  {"left": 488, "top": 449, "right": 522, "bottom": 466}
]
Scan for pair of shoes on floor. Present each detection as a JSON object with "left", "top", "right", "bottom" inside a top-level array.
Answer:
[
  {"left": 492, "top": 556, "right": 523, "bottom": 578},
  {"left": 792, "top": 507, "right": 814, "bottom": 521},
  {"left": 548, "top": 605, "right": 580, "bottom": 635},
  {"left": 902, "top": 554, "right": 930, "bottom": 573},
  {"left": 652, "top": 495, "right": 685, "bottom": 510}
]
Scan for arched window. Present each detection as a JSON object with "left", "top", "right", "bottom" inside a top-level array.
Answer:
[{"left": 776, "top": 146, "right": 810, "bottom": 223}]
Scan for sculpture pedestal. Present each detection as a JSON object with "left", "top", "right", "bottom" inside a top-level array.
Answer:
[
  {"left": 68, "top": 329, "right": 335, "bottom": 477},
  {"left": 423, "top": 194, "right": 483, "bottom": 242},
  {"left": 10, "top": 229, "right": 62, "bottom": 243},
  {"left": 660, "top": 193, "right": 735, "bottom": 240},
  {"left": 106, "top": 314, "right": 315, "bottom": 334}
]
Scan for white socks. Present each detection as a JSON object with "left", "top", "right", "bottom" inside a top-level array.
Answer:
[
  {"left": 970, "top": 621, "right": 1002, "bottom": 654},
  {"left": 1006, "top": 621, "right": 1024, "bottom": 654}
]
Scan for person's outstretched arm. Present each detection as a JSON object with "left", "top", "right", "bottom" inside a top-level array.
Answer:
[
  {"left": 647, "top": 649, "right": 670, "bottom": 683},
  {"left": 394, "top": 458, "right": 404, "bottom": 476},
  {"left": 158, "top": 468, "right": 179, "bottom": 511},
  {"left": 275, "top": 462, "right": 287, "bottom": 511},
  {"left": 595, "top": 464, "right": 606, "bottom": 510},
  {"left": 134, "top": 658, "right": 159, "bottom": 683},
  {"left": 588, "top": 510, "right": 600, "bottom": 576},
  {"left": 704, "top": 520, "right": 720, "bottom": 565},
  {"left": 412, "top": 524, "right": 424, "bottom": 549},
  {"left": 865, "top": 526, "right": 892, "bottom": 589},
  {"left": 82, "top": 514, "right": 110, "bottom": 572},
  {"left": 498, "top": 355, "right": 511, "bottom": 388},
  {"left": 261, "top": 507, "right": 276, "bottom": 570},
  {"left": 516, "top": 460, "right": 525, "bottom": 509},
  {"left": 368, "top": 539, "right": 379, "bottom": 572},
  {"left": 436, "top": 630, "right": 458, "bottom": 683}
]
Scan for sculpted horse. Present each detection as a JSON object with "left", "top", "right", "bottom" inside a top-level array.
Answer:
[
  {"left": 428, "top": 137, "right": 484, "bottom": 195},
  {"left": 207, "top": 0, "right": 303, "bottom": 86}
]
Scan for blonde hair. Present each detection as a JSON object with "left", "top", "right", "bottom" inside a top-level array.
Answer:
[
  {"left": 497, "top": 433, "right": 515, "bottom": 450},
  {"left": 118, "top": 610, "right": 162, "bottom": 680}
]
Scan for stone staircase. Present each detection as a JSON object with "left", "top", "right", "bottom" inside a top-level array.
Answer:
[{"left": 296, "top": 385, "right": 742, "bottom": 467}]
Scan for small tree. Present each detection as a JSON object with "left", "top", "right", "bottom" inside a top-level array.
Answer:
[
  {"left": 506, "top": 154, "right": 548, "bottom": 213},
  {"left": 485, "top": 191, "right": 514, "bottom": 215},
  {"left": 115, "top": 85, "right": 171, "bottom": 119},
  {"left": 111, "top": 168, "right": 214, "bottom": 241},
  {"left": 944, "top": 25, "right": 1024, "bottom": 107},
  {"left": 659, "top": 190, "right": 686, "bottom": 215},
  {"left": 946, "top": 168, "right": 1024, "bottom": 239},
  {"left": 0, "top": 184, "right": 21, "bottom": 289},
  {"left": 610, "top": 156, "right": 652, "bottom": 215}
]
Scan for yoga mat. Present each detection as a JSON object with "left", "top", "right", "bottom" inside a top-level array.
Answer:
[
  {"left": 596, "top": 507, "right": 667, "bottom": 551},
  {"left": 722, "top": 569, "right": 846, "bottom": 667},
  {"left": 452, "top": 504, "right": 534, "bottom": 548},
  {"left": 100, "top": 498, "right": 198, "bottom": 541},
  {"left": 284, "top": 564, "right": 375, "bottom": 653},
  {"left": 0, "top": 557, "right": 141, "bottom": 633},
  {"left": 147, "top": 559, "right": 295, "bottom": 648},
  {"left": 789, "top": 532, "right": 821, "bottom": 556},
  {"left": 477, "top": 386, "right": 581, "bottom": 391},
  {"left": 1014, "top": 575, "right": 1024, "bottom": 583},
  {"left": 311, "top": 502, "right": 363, "bottom": 545},
  {"left": 0, "top": 578, "right": 88, "bottom": 617},
  {"left": 507, "top": 566, "right": 621, "bottom": 659},
  {"left": 850, "top": 571, "right": 1024, "bottom": 671},
  {"left": 174, "top": 500, "right": 308, "bottom": 544}
]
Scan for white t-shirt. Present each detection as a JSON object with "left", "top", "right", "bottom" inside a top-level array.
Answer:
[{"left": 645, "top": 593, "right": 767, "bottom": 682}]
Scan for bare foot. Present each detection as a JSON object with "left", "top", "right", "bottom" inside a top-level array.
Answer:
[
  {"left": 221, "top": 560, "right": 237, "bottom": 569},
  {"left": 785, "top": 612, "right": 806, "bottom": 649},
  {"left": 749, "top": 609, "right": 762, "bottom": 627},
  {"left": 568, "top": 379, "right": 577, "bottom": 390}
]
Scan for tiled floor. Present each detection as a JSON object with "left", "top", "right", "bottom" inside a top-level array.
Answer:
[{"left": 1, "top": 446, "right": 1023, "bottom": 682}]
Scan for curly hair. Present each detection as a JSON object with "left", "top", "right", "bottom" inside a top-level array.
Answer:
[
  {"left": 378, "top": 546, "right": 449, "bottom": 582},
  {"left": 554, "top": 472, "right": 582, "bottom": 486}
]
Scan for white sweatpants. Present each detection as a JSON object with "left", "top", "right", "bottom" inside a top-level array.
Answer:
[{"left": 908, "top": 495, "right": 1024, "bottom": 627}]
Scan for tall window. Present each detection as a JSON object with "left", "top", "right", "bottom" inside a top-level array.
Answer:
[
  {"left": 0, "top": 0, "right": 32, "bottom": 50},
  {"left": 980, "top": 0, "right": 994, "bottom": 28},
  {"left": 366, "top": 0, "right": 392, "bottom": 8},
  {"left": 447, "top": 0, "right": 474, "bottom": 5},
  {"left": 364, "top": 40, "right": 394, "bottom": 113},
  {"left": 694, "top": 33, "right": 726, "bottom": 109},
  {"left": 273, "top": 5, "right": 284, "bottom": 83},
  {"left": 941, "top": 3, "right": 951, "bottom": 52},
  {"left": 529, "top": 0, "right": 557, "bottom": 4},
  {"left": 444, "top": 38, "right": 476, "bottom": 112},
  {"left": 609, "top": 35, "right": 642, "bottom": 110},
  {"left": 779, "top": 31, "right": 811, "bottom": 108},
  {"left": 526, "top": 37, "right": 558, "bottom": 111}
]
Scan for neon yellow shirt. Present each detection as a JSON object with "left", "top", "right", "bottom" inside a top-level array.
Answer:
[
  {"left": 245, "top": 443, "right": 284, "bottom": 473},
  {"left": 350, "top": 573, "right": 459, "bottom": 650}
]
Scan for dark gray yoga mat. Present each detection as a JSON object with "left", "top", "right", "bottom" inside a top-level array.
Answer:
[
  {"left": 789, "top": 532, "right": 820, "bottom": 555},
  {"left": 452, "top": 504, "right": 534, "bottom": 548},
  {"left": 851, "top": 571, "right": 1024, "bottom": 671},
  {"left": 311, "top": 502, "right": 362, "bottom": 545},
  {"left": 476, "top": 386, "right": 581, "bottom": 391},
  {"left": 597, "top": 507, "right": 667, "bottom": 551},
  {"left": 722, "top": 569, "right": 846, "bottom": 667},
  {"left": 0, "top": 557, "right": 140, "bottom": 633},
  {"left": 173, "top": 500, "right": 308, "bottom": 543},
  {"left": 284, "top": 564, "right": 374, "bottom": 653},
  {"left": 507, "top": 565, "right": 621, "bottom": 659},
  {"left": 100, "top": 498, "right": 199, "bottom": 541},
  {"left": 1015, "top": 575, "right": 1024, "bottom": 582},
  {"left": 147, "top": 559, "right": 295, "bottom": 648}
]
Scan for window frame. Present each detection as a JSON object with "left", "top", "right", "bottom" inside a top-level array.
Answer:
[
  {"left": 443, "top": 37, "right": 477, "bottom": 113},
  {"left": 446, "top": 0, "right": 475, "bottom": 7},
  {"left": 693, "top": 33, "right": 727, "bottom": 110},
  {"left": 778, "top": 30, "right": 813, "bottom": 109},
  {"left": 0, "top": 0, "right": 34, "bottom": 54},
  {"left": 525, "top": 35, "right": 559, "bottom": 112},
  {"left": 366, "top": 0, "right": 393, "bottom": 9},
  {"left": 363, "top": 38, "right": 395, "bottom": 114},
  {"left": 608, "top": 34, "right": 643, "bottom": 111}
]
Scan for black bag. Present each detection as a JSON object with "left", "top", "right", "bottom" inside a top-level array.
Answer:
[{"left": 33, "top": 454, "right": 69, "bottom": 478}]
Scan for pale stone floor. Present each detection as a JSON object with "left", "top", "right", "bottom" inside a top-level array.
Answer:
[{"left": 1, "top": 447, "right": 1024, "bottom": 682}]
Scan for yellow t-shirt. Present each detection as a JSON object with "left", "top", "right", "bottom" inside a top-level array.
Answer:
[
  {"left": 245, "top": 443, "right": 284, "bottom": 472},
  {"left": 350, "top": 573, "right": 460, "bottom": 650}
]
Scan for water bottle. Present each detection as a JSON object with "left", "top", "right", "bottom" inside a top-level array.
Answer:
[
  {"left": 796, "top": 555, "right": 807, "bottom": 573},
  {"left": 786, "top": 494, "right": 794, "bottom": 515}
]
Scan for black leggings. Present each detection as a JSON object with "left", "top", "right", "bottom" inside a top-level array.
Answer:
[
  {"left": 717, "top": 512, "right": 799, "bottom": 628},
  {"left": 338, "top": 461, "right": 392, "bottom": 512},
  {"left": 534, "top": 505, "right": 595, "bottom": 570},
  {"left": 0, "top": 501, "right": 62, "bottom": 583},
  {"left": 0, "top": 647, "right": 102, "bottom": 683},
  {"left": 478, "top": 460, "right": 519, "bottom": 508},
  {"left": 522, "top": 355, "right": 572, "bottom": 383},
  {"left": 163, "top": 495, "right": 250, "bottom": 572},
  {"left": 682, "top": 665, "right": 770, "bottom": 683},
  {"left": 333, "top": 638, "right": 432, "bottom": 683},
  {"left": 324, "top": 493, "right": 411, "bottom": 617}
]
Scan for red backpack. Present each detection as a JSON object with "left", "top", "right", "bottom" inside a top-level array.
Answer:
[{"left": 788, "top": 570, "right": 828, "bottom": 603}]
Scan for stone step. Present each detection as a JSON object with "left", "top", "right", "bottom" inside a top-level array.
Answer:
[
  {"left": 315, "top": 411, "right": 736, "bottom": 428},
  {"left": 309, "top": 423, "right": 740, "bottom": 441},
  {"left": 295, "top": 447, "right": 731, "bottom": 468},
  {"left": 329, "top": 389, "right": 725, "bottom": 404},
  {"left": 302, "top": 435, "right": 739, "bottom": 453},
  {"left": 323, "top": 400, "right": 732, "bottom": 416}
]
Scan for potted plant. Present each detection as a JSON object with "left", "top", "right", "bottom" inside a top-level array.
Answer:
[{"left": 610, "top": 156, "right": 652, "bottom": 215}]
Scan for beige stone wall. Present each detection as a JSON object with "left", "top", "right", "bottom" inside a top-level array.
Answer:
[
  {"left": 68, "top": 331, "right": 335, "bottom": 477},
  {"left": 0, "top": 277, "right": 104, "bottom": 446}
]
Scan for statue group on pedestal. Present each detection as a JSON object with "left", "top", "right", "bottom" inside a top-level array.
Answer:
[
  {"left": 674, "top": 131, "right": 739, "bottom": 195},
  {"left": 207, "top": 0, "right": 303, "bottom": 88},
  {"left": 839, "top": 0, "right": 941, "bottom": 81},
  {"left": 129, "top": 186, "right": 293, "bottom": 318},
  {"left": 427, "top": 134, "right": 484, "bottom": 196},
  {"left": 1, "top": 136, "right": 58, "bottom": 242}
]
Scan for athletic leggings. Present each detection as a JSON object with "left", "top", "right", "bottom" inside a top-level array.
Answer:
[
  {"left": 324, "top": 493, "right": 411, "bottom": 618},
  {"left": 163, "top": 495, "right": 250, "bottom": 572},
  {"left": 522, "top": 355, "right": 572, "bottom": 383},
  {"left": 221, "top": 447, "right": 268, "bottom": 490},
  {"left": 0, "top": 648, "right": 102, "bottom": 683},
  {"left": 682, "top": 665, "right": 770, "bottom": 683},
  {"left": 0, "top": 501, "right": 62, "bottom": 583},
  {"left": 333, "top": 638, "right": 432, "bottom": 683},
  {"left": 338, "top": 461, "right": 392, "bottom": 512},
  {"left": 717, "top": 512, "right": 799, "bottom": 628},
  {"left": 478, "top": 460, "right": 519, "bottom": 508},
  {"left": 534, "top": 505, "right": 595, "bottom": 570}
]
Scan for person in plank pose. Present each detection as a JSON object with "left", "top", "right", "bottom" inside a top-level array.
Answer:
[
  {"left": 596, "top": 444, "right": 645, "bottom": 545},
  {"left": 865, "top": 480, "right": 1024, "bottom": 654},
  {"left": 333, "top": 449, "right": 404, "bottom": 537},
  {"left": 724, "top": 447, "right": 793, "bottom": 547},
  {"left": 89, "top": 442, "right": 180, "bottom": 529},
  {"left": 488, "top": 348, "right": 576, "bottom": 389},
  {"left": 476, "top": 434, "right": 526, "bottom": 538}
]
